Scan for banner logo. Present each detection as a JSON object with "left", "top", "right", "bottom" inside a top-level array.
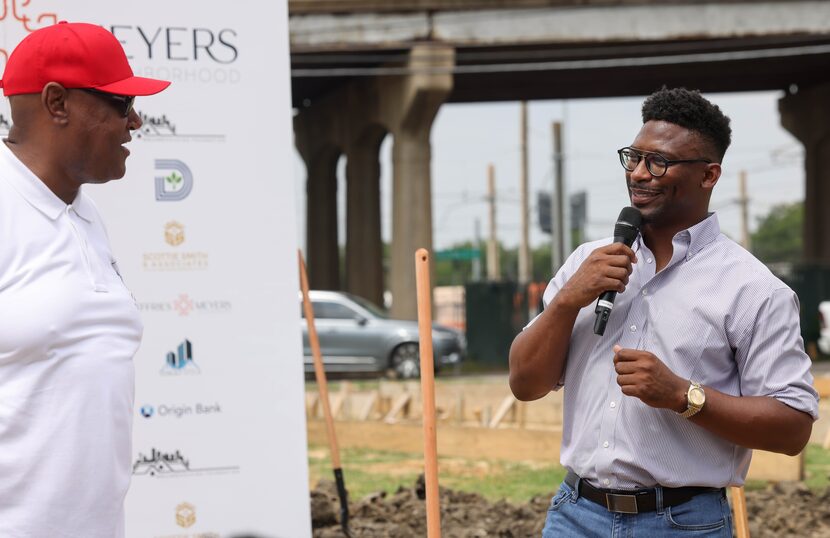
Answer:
[
  {"left": 0, "top": 1, "right": 59, "bottom": 68},
  {"left": 138, "top": 294, "right": 231, "bottom": 316},
  {"left": 165, "top": 221, "right": 185, "bottom": 246},
  {"left": 133, "top": 448, "right": 240, "bottom": 478},
  {"left": 176, "top": 502, "right": 196, "bottom": 528},
  {"left": 161, "top": 338, "right": 201, "bottom": 375},
  {"left": 137, "top": 112, "right": 225, "bottom": 143},
  {"left": 139, "top": 402, "right": 222, "bottom": 419},
  {"left": 0, "top": 2, "right": 60, "bottom": 137},
  {"left": 155, "top": 159, "right": 193, "bottom": 201},
  {"left": 174, "top": 294, "right": 194, "bottom": 316},
  {"left": 143, "top": 223, "right": 209, "bottom": 272}
]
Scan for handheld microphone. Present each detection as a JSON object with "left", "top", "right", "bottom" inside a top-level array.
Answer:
[{"left": 593, "top": 206, "right": 642, "bottom": 336}]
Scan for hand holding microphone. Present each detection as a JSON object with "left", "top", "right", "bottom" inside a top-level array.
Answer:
[
  {"left": 593, "top": 207, "right": 642, "bottom": 335},
  {"left": 553, "top": 207, "right": 641, "bottom": 324}
]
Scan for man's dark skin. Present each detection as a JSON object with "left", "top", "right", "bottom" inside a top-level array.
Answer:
[
  {"left": 509, "top": 119, "right": 812, "bottom": 456},
  {"left": 5, "top": 82, "right": 142, "bottom": 204}
]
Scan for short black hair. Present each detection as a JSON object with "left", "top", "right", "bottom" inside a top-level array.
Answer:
[{"left": 641, "top": 87, "right": 732, "bottom": 161}]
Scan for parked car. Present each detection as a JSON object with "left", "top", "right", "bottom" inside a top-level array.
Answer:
[
  {"left": 300, "top": 290, "right": 465, "bottom": 378},
  {"left": 819, "top": 301, "right": 830, "bottom": 356}
]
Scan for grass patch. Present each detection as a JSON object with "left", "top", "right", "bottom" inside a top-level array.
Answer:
[
  {"left": 309, "top": 443, "right": 830, "bottom": 503},
  {"left": 308, "top": 445, "right": 562, "bottom": 503},
  {"left": 805, "top": 443, "right": 830, "bottom": 490},
  {"left": 440, "top": 461, "right": 565, "bottom": 502},
  {"left": 308, "top": 446, "right": 421, "bottom": 499}
]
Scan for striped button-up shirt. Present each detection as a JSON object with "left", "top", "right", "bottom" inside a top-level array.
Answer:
[{"left": 534, "top": 212, "right": 818, "bottom": 489}]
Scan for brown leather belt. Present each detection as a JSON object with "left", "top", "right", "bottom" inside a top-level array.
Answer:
[{"left": 564, "top": 471, "right": 724, "bottom": 514}]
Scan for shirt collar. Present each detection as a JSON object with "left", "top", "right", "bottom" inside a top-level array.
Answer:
[
  {"left": 0, "top": 140, "right": 94, "bottom": 222},
  {"left": 634, "top": 212, "right": 721, "bottom": 261},
  {"left": 682, "top": 212, "right": 720, "bottom": 259}
]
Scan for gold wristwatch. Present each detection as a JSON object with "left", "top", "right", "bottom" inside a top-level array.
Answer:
[{"left": 680, "top": 381, "right": 705, "bottom": 419}]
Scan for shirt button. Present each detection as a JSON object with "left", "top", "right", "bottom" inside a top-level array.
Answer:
[
  {"left": 630, "top": 324, "right": 637, "bottom": 332},
  {"left": 603, "top": 441, "right": 609, "bottom": 448},
  {"left": 603, "top": 479, "right": 611, "bottom": 486},
  {"left": 642, "top": 289, "right": 648, "bottom": 296},
  {"left": 610, "top": 401, "right": 616, "bottom": 408},
  {"left": 646, "top": 257, "right": 653, "bottom": 264}
]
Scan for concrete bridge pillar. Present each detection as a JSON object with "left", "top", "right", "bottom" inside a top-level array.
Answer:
[
  {"left": 294, "top": 119, "right": 342, "bottom": 290},
  {"left": 780, "top": 83, "right": 830, "bottom": 264},
  {"left": 345, "top": 126, "right": 386, "bottom": 307},
  {"left": 386, "top": 45, "right": 455, "bottom": 319},
  {"left": 292, "top": 43, "right": 454, "bottom": 314}
]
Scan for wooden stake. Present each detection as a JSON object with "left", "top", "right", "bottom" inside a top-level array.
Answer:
[
  {"left": 489, "top": 395, "right": 516, "bottom": 428},
  {"left": 731, "top": 486, "right": 750, "bottom": 538},
  {"left": 415, "top": 248, "right": 441, "bottom": 538},
  {"left": 298, "top": 251, "right": 351, "bottom": 535}
]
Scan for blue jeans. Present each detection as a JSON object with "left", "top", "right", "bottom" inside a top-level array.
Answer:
[{"left": 542, "top": 481, "right": 733, "bottom": 537}]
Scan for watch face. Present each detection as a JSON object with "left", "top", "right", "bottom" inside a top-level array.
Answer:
[{"left": 689, "top": 387, "right": 705, "bottom": 406}]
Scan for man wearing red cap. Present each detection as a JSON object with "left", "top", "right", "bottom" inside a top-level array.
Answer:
[{"left": 0, "top": 22, "right": 169, "bottom": 537}]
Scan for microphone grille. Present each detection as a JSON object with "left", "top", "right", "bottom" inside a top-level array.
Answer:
[{"left": 614, "top": 207, "right": 642, "bottom": 240}]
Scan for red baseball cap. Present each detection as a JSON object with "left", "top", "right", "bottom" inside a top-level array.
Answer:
[{"left": 1, "top": 21, "right": 170, "bottom": 97}]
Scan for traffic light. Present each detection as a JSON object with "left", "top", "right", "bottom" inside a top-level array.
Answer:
[{"left": 538, "top": 191, "right": 552, "bottom": 233}]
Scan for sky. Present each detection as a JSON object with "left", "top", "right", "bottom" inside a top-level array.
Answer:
[{"left": 293, "top": 90, "right": 804, "bottom": 256}]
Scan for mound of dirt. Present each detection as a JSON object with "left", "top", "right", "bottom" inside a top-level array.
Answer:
[
  {"left": 745, "top": 482, "right": 830, "bottom": 538},
  {"left": 311, "top": 478, "right": 830, "bottom": 537},
  {"left": 312, "top": 475, "right": 547, "bottom": 537}
]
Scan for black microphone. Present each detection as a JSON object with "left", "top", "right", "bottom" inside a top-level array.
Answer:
[{"left": 593, "top": 206, "right": 642, "bottom": 336}]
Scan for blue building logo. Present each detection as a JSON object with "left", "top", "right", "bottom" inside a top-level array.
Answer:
[
  {"left": 155, "top": 159, "right": 193, "bottom": 201},
  {"left": 160, "top": 339, "right": 201, "bottom": 375}
]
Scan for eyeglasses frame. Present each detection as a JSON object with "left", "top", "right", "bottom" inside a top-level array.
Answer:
[{"left": 617, "top": 146, "right": 713, "bottom": 178}]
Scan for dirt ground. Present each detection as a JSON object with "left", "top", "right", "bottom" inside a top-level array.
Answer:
[{"left": 311, "top": 478, "right": 830, "bottom": 537}]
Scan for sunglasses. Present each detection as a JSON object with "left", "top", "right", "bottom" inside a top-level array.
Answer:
[{"left": 79, "top": 88, "right": 136, "bottom": 118}]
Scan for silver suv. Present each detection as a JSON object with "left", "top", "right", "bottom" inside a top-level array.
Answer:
[{"left": 300, "top": 290, "right": 466, "bottom": 378}]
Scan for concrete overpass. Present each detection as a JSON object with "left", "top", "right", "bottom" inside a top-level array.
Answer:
[{"left": 289, "top": 0, "right": 830, "bottom": 318}]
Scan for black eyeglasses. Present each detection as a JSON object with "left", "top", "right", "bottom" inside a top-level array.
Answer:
[
  {"left": 79, "top": 88, "right": 136, "bottom": 118},
  {"left": 617, "top": 147, "right": 712, "bottom": 177}
]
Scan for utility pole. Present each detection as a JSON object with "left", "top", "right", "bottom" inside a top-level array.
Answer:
[
  {"left": 739, "top": 170, "right": 751, "bottom": 250},
  {"left": 487, "top": 164, "right": 501, "bottom": 280},
  {"left": 519, "top": 101, "right": 531, "bottom": 285},
  {"left": 473, "top": 218, "right": 482, "bottom": 281},
  {"left": 551, "top": 122, "right": 566, "bottom": 274}
]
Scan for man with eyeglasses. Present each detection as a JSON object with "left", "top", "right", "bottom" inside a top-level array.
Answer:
[
  {"left": 0, "top": 22, "right": 169, "bottom": 537},
  {"left": 509, "top": 87, "right": 817, "bottom": 537}
]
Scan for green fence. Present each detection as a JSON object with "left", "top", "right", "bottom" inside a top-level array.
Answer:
[{"left": 464, "top": 282, "right": 529, "bottom": 365}]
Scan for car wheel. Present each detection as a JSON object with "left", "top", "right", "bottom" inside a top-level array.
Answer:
[{"left": 390, "top": 342, "right": 420, "bottom": 379}]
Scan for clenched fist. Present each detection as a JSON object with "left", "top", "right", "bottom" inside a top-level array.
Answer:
[
  {"left": 613, "top": 345, "right": 688, "bottom": 412},
  {"left": 554, "top": 244, "right": 636, "bottom": 310}
]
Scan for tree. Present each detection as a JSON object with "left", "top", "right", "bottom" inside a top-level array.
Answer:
[{"left": 750, "top": 201, "right": 803, "bottom": 264}]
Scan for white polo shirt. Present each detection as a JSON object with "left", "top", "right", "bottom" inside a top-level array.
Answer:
[{"left": 0, "top": 141, "right": 143, "bottom": 538}]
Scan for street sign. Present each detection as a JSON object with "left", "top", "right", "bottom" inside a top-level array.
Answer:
[{"left": 435, "top": 248, "right": 481, "bottom": 261}]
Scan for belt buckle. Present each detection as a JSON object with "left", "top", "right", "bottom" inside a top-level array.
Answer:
[{"left": 605, "top": 493, "right": 638, "bottom": 514}]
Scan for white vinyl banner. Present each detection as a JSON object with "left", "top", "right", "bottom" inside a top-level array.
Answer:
[{"left": 0, "top": 2, "right": 310, "bottom": 537}]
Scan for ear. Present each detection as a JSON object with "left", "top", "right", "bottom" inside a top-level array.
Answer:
[
  {"left": 41, "top": 82, "right": 70, "bottom": 125},
  {"left": 701, "top": 163, "right": 721, "bottom": 190}
]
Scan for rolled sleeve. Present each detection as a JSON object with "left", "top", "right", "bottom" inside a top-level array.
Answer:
[{"left": 735, "top": 288, "right": 819, "bottom": 420}]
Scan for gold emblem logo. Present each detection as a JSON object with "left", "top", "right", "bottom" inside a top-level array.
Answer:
[
  {"left": 175, "top": 501, "right": 196, "bottom": 528},
  {"left": 165, "top": 221, "right": 185, "bottom": 247}
]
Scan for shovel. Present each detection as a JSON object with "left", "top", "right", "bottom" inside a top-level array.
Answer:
[{"left": 298, "top": 251, "right": 352, "bottom": 537}]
